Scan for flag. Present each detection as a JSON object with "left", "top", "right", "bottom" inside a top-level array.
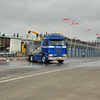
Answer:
[
  {"left": 70, "top": 21, "right": 75, "bottom": 25},
  {"left": 70, "top": 21, "right": 79, "bottom": 25},
  {"left": 63, "top": 18, "right": 70, "bottom": 21},
  {"left": 73, "top": 23, "right": 79, "bottom": 25},
  {"left": 86, "top": 29, "right": 90, "bottom": 32},
  {"left": 95, "top": 33, "right": 100, "bottom": 36}
]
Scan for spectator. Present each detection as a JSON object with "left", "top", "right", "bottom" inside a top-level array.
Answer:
[
  {"left": 82, "top": 52, "right": 85, "bottom": 58},
  {"left": 2, "top": 33, "right": 5, "bottom": 36},
  {"left": 36, "top": 34, "right": 38, "bottom": 38},
  {"left": 46, "top": 32, "right": 47, "bottom": 36},
  {"left": 17, "top": 33, "right": 19, "bottom": 37},
  {"left": 40, "top": 33, "right": 42, "bottom": 37},
  {"left": 13, "top": 33, "right": 15, "bottom": 37}
]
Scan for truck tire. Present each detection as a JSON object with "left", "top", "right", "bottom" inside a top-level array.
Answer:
[
  {"left": 58, "top": 60, "right": 64, "bottom": 63},
  {"left": 42, "top": 54, "right": 47, "bottom": 63},
  {"left": 30, "top": 56, "right": 34, "bottom": 62}
]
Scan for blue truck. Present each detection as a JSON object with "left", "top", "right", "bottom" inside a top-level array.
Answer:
[{"left": 28, "top": 33, "right": 67, "bottom": 63}]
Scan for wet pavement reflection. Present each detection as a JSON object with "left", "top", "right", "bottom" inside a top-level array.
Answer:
[
  {"left": 0, "top": 58, "right": 100, "bottom": 79},
  {"left": 0, "top": 60, "right": 65, "bottom": 70},
  {"left": 0, "top": 58, "right": 100, "bottom": 70}
]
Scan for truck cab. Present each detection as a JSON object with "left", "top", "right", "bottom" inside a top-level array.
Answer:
[{"left": 28, "top": 33, "right": 67, "bottom": 63}]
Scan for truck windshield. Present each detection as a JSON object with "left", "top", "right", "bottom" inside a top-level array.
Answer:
[{"left": 49, "top": 39, "right": 65, "bottom": 46}]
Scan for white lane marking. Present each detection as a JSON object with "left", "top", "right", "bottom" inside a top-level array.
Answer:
[
  {"left": 0, "top": 66, "right": 41, "bottom": 71},
  {"left": 0, "top": 65, "right": 82, "bottom": 84}
]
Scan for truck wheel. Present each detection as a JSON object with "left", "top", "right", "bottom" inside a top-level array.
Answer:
[
  {"left": 30, "top": 56, "right": 34, "bottom": 62},
  {"left": 58, "top": 60, "right": 64, "bottom": 63},
  {"left": 42, "top": 54, "right": 46, "bottom": 63}
]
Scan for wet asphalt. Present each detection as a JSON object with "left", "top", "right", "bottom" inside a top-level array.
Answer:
[
  {"left": 0, "top": 57, "right": 100, "bottom": 70},
  {"left": 0, "top": 57, "right": 100, "bottom": 100},
  {"left": 0, "top": 57, "right": 100, "bottom": 81}
]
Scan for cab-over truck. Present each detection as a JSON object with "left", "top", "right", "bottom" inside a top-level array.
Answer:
[{"left": 28, "top": 33, "right": 67, "bottom": 63}]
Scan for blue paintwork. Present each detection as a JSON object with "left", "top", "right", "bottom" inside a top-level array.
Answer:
[
  {"left": 31, "top": 33, "right": 67, "bottom": 62},
  {"left": 33, "top": 54, "right": 42, "bottom": 61}
]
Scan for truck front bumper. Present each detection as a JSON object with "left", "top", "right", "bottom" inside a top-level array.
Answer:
[{"left": 47, "top": 56, "right": 67, "bottom": 61}]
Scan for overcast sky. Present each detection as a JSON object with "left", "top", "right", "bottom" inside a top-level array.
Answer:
[{"left": 0, "top": 0, "right": 100, "bottom": 42}]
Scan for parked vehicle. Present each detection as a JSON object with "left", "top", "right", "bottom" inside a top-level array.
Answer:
[{"left": 0, "top": 36, "right": 27, "bottom": 57}]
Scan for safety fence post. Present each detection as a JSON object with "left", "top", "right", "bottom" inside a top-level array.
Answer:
[
  {"left": 67, "top": 47, "right": 68, "bottom": 57},
  {"left": 91, "top": 50, "right": 92, "bottom": 57},
  {"left": 85, "top": 49, "right": 86, "bottom": 57},
  {"left": 78, "top": 48, "right": 79, "bottom": 57},
  {"left": 70, "top": 47, "right": 72, "bottom": 57},
  {"left": 96, "top": 51, "right": 97, "bottom": 57},
  {"left": 74, "top": 48, "right": 76, "bottom": 57},
  {"left": 81, "top": 49, "right": 82, "bottom": 57},
  {"left": 76, "top": 48, "right": 77, "bottom": 57},
  {"left": 86, "top": 49, "right": 88, "bottom": 57},
  {"left": 84, "top": 49, "right": 85, "bottom": 57},
  {"left": 89, "top": 50, "right": 90, "bottom": 57},
  {"left": 93, "top": 50, "right": 94, "bottom": 57},
  {"left": 95, "top": 51, "right": 96, "bottom": 57},
  {"left": 90, "top": 50, "right": 91, "bottom": 57},
  {"left": 97, "top": 52, "right": 99, "bottom": 57},
  {"left": 68, "top": 48, "right": 70, "bottom": 57},
  {"left": 94, "top": 51, "right": 95, "bottom": 57}
]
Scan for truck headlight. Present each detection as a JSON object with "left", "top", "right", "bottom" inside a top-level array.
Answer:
[
  {"left": 63, "top": 54, "right": 67, "bottom": 57},
  {"left": 48, "top": 54, "right": 53, "bottom": 56}
]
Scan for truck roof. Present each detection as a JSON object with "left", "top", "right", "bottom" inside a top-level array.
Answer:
[{"left": 43, "top": 33, "right": 65, "bottom": 40}]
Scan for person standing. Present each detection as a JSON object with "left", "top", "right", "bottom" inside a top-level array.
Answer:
[
  {"left": 2, "top": 33, "right": 5, "bottom": 36},
  {"left": 17, "top": 33, "right": 19, "bottom": 37},
  {"left": 13, "top": 33, "right": 15, "bottom": 37},
  {"left": 82, "top": 52, "right": 85, "bottom": 58}
]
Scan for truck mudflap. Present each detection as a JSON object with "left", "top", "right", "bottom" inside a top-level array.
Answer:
[{"left": 47, "top": 56, "right": 67, "bottom": 61}]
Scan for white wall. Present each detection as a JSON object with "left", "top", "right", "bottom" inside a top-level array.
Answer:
[{"left": 9, "top": 39, "right": 21, "bottom": 54}]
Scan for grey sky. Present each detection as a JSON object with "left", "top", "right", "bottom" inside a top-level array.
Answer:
[{"left": 0, "top": 0, "right": 100, "bottom": 42}]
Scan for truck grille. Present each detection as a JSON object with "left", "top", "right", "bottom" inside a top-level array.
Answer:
[{"left": 55, "top": 48, "right": 61, "bottom": 56}]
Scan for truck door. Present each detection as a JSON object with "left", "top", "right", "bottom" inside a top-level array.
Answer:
[
  {"left": 42, "top": 39, "right": 48, "bottom": 46},
  {"left": 33, "top": 47, "right": 42, "bottom": 61},
  {"left": 42, "top": 39, "right": 48, "bottom": 53}
]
